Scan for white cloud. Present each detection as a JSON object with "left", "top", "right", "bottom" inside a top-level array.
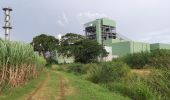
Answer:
[
  {"left": 77, "top": 12, "right": 109, "bottom": 24},
  {"left": 78, "top": 12, "right": 108, "bottom": 19},
  {"left": 57, "top": 13, "right": 69, "bottom": 27},
  {"left": 136, "top": 28, "right": 170, "bottom": 43},
  {"left": 62, "top": 13, "right": 69, "bottom": 24},
  {"left": 57, "top": 20, "right": 65, "bottom": 26}
]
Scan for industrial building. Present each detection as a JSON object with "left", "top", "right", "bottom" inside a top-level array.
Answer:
[
  {"left": 84, "top": 18, "right": 170, "bottom": 60},
  {"left": 56, "top": 18, "right": 170, "bottom": 63},
  {"left": 150, "top": 43, "right": 170, "bottom": 50}
]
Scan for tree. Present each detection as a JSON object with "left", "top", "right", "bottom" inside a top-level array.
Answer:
[
  {"left": 58, "top": 34, "right": 108, "bottom": 63},
  {"left": 58, "top": 33, "right": 85, "bottom": 57},
  {"left": 31, "top": 34, "right": 59, "bottom": 59},
  {"left": 58, "top": 33, "right": 108, "bottom": 63},
  {"left": 60, "top": 33, "right": 85, "bottom": 46},
  {"left": 73, "top": 39, "right": 108, "bottom": 63}
]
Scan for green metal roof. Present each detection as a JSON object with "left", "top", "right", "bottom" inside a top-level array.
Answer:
[{"left": 84, "top": 18, "right": 116, "bottom": 27}]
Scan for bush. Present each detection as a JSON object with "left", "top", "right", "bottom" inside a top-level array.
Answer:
[
  {"left": 87, "top": 61, "right": 130, "bottom": 83},
  {"left": 123, "top": 50, "right": 170, "bottom": 69},
  {"left": 123, "top": 52, "right": 150, "bottom": 69},
  {"left": 103, "top": 68, "right": 170, "bottom": 100},
  {"left": 149, "top": 49, "right": 170, "bottom": 68},
  {"left": 147, "top": 69, "right": 170, "bottom": 99},
  {"left": 45, "top": 57, "right": 58, "bottom": 68},
  {"left": 104, "top": 79, "right": 156, "bottom": 100},
  {"left": 60, "top": 63, "right": 85, "bottom": 75}
]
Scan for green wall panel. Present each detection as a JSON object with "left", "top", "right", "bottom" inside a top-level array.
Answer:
[
  {"left": 101, "top": 18, "right": 116, "bottom": 27},
  {"left": 130, "top": 42, "right": 150, "bottom": 53},
  {"left": 151, "top": 43, "right": 170, "bottom": 50},
  {"left": 111, "top": 42, "right": 131, "bottom": 57},
  {"left": 111, "top": 41, "right": 150, "bottom": 57},
  {"left": 96, "top": 20, "right": 102, "bottom": 44}
]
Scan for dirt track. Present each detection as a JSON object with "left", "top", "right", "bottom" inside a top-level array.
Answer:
[
  {"left": 25, "top": 73, "right": 50, "bottom": 100},
  {"left": 24, "top": 71, "right": 71, "bottom": 100},
  {"left": 56, "top": 75, "right": 66, "bottom": 100}
]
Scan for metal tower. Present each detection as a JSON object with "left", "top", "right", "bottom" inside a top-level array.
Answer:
[{"left": 2, "top": 7, "right": 12, "bottom": 41}]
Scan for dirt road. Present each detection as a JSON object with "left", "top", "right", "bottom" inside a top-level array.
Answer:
[{"left": 24, "top": 70, "right": 71, "bottom": 100}]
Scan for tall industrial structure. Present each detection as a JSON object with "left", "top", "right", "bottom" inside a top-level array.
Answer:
[
  {"left": 56, "top": 18, "right": 170, "bottom": 63},
  {"left": 2, "top": 7, "right": 13, "bottom": 41},
  {"left": 84, "top": 18, "right": 170, "bottom": 60}
]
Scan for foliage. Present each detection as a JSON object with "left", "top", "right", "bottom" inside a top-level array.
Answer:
[
  {"left": 73, "top": 39, "right": 108, "bottom": 63},
  {"left": 58, "top": 33, "right": 85, "bottom": 57},
  {"left": 87, "top": 61, "right": 130, "bottom": 83},
  {"left": 147, "top": 69, "right": 170, "bottom": 99},
  {"left": 58, "top": 33, "right": 108, "bottom": 63},
  {"left": 0, "top": 71, "right": 46, "bottom": 100},
  {"left": 149, "top": 49, "right": 170, "bottom": 68},
  {"left": 60, "top": 33, "right": 85, "bottom": 46},
  {"left": 123, "top": 49, "right": 170, "bottom": 69},
  {"left": 63, "top": 70, "right": 129, "bottom": 100},
  {"left": 31, "top": 34, "right": 59, "bottom": 59},
  {"left": 123, "top": 52, "right": 150, "bottom": 68},
  {"left": 104, "top": 78, "right": 156, "bottom": 100},
  {"left": 102, "top": 68, "right": 170, "bottom": 100},
  {"left": 58, "top": 63, "right": 85, "bottom": 75},
  {"left": 0, "top": 40, "right": 46, "bottom": 89}
]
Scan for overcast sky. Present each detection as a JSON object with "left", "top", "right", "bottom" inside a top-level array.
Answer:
[{"left": 0, "top": 0, "right": 170, "bottom": 43}]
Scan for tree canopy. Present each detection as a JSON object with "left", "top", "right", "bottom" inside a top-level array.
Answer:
[
  {"left": 31, "top": 34, "right": 59, "bottom": 59},
  {"left": 60, "top": 33, "right": 85, "bottom": 46},
  {"left": 58, "top": 33, "right": 85, "bottom": 57},
  {"left": 58, "top": 33, "right": 108, "bottom": 63},
  {"left": 73, "top": 39, "right": 108, "bottom": 63}
]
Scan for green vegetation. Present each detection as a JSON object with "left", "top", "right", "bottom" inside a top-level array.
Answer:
[
  {"left": 86, "top": 61, "right": 129, "bottom": 83},
  {"left": 60, "top": 71, "right": 129, "bottom": 100},
  {"left": 0, "top": 69, "right": 128, "bottom": 100},
  {"left": 0, "top": 40, "right": 46, "bottom": 90},
  {"left": 59, "top": 50, "right": 170, "bottom": 100},
  {"left": 31, "top": 34, "right": 59, "bottom": 64},
  {"left": 0, "top": 70, "right": 46, "bottom": 100},
  {"left": 123, "top": 49, "right": 170, "bottom": 69},
  {"left": 1, "top": 36, "right": 170, "bottom": 100},
  {"left": 73, "top": 39, "right": 108, "bottom": 63},
  {"left": 58, "top": 33, "right": 108, "bottom": 63}
]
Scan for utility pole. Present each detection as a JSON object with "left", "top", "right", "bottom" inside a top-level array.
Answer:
[{"left": 2, "top": 7, "right": 12, "bottom": 41}]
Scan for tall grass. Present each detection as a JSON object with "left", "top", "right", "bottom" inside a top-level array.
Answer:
[
  {"left": 123, "top": 49, "right": 170, "bottom": 69},
  {"left": 0, "top": 40, "right": 46, "bottom": 89},
  {"left": 86, "top": 61, "right": 130, "bottom": 83}
]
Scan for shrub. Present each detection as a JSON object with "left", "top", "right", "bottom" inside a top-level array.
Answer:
[
  {"left": 60, "top": 63, "right": 85, "bottom": 75},
  {"left": 149, "top": 49, "right": 170, "bottom": 68},
  {"left": 123, "top": 52, "right": 150, "bottom": 69},
  {"left": 87, "top": 61, "right": 130, "bottom": 83},
  {"left": 104, "top": 80, "right": 155, "bottom": 100},
  {"left": 147, "top": 69, "right": 170, "bottom": 99},
  {"left": 103, "top": 68, "right": 170, "bottom": 100},
  {"left": 123, "top": 50, "right": 170, "bottom": 69}
]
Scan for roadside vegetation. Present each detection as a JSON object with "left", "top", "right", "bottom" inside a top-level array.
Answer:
[
  {"left": 0, "top": 40, "right": 46, "bottom": 90},
  {"left": 0, "top": 33, "right": 170, "bottom": 100},
  {"left": 58, "top": 49, "right": 170, "bottom": 100}
]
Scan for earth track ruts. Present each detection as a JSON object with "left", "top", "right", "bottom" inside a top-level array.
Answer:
[
  {"left": 26, "top": 72, "right": 49, "bottom": 100},
  {"left": 56, "top": 75, "right": 66, "bottom": 100}
]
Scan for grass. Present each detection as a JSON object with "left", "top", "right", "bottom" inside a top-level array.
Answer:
[
  {"left": 0, "top": 67, "right": 128, "bottom": 100},
  {"left": 0, "top": 70, "right": 46, "bottom": 100},
  {"left": 57, "top": 71, "right": 129, "bottom": 100},
  {"left": 0, "top": 40, "right": 46, "bottom": 88},
  {"left": 59, "top": 62, "right": 170, "bottom": 99}
]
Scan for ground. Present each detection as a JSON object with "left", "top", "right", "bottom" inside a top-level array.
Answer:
[{"left": 0, "top": 65, "right": 128, "bottom": 100}]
